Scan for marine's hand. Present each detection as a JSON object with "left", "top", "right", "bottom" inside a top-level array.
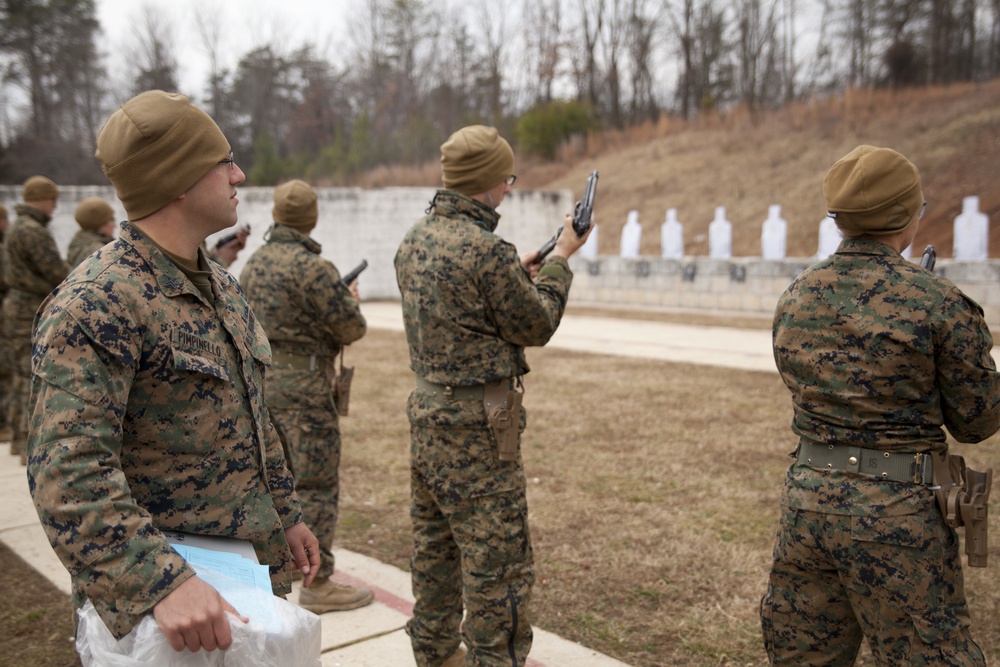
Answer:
[
  {"left": 552, "top": 212, "right": 595, "bottom": 259},
  {"left": 213, "top": 237, "right": 246, "bottom": 266},
  {"left": 520, "top": 249, "right": 542, "bottom": 279},
  {"left": 347, "top": 279, "right": 360, "bottom": 300},
  {"left": 153, "top": 575, "right": 247, "bottom": 652},
  {"left": 286, "top": 521, "right": 321, "bottom": 587}
]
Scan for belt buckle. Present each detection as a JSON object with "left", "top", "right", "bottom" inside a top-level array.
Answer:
[{"left": 912, "top": 452, "right": 925, "bottom": 484}]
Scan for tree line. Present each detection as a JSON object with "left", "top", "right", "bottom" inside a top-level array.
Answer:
[{"left": 2, "top": 0, "right": 1000, "bottom": 185}]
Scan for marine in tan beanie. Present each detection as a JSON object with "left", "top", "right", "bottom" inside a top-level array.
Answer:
[
  {"left": 27, "top": 90, "right": 323, "bottom": 654},
  {"left": 74, "top": 198, "right": 116, "bottom": 232},
  {"left": 67, "top": 198, "right": 118, "bottom": 268},
  {"left": 21, "top": 176, "right": 59, "bottom": 216},
  {"left": 824, "top": 145, "right": 924, "bottom": 238},
  {"left": 441, "top": 125, "right": 515, "bottom": 208},
  {"left": 273, "top": 179, "right": 319, "bottom": 233}
]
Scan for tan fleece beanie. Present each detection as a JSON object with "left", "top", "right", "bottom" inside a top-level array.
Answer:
[
  {"left": 273, "top": 180, "right": 318, "bottom": 232},
  {"left": 440, "top": 125, "right": 514, "bottom": 195},
  {"left": 75, "top": 198, "right": 116, "bottom": 231},
  {"left": 95, "top": 90, "right": 232, "bottom": 221},
  {"left": 23, "top": 176, "right": 59, "bottom": 202},
  {"left": 824, "top": 145, "right": 923, "bottom": 236}
]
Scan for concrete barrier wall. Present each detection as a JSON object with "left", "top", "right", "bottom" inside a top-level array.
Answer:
[
  {"left": 567, "top": 255, "right": 1000, "bottom": 328},
  {"left": 0, "top": 185, "right": 574, "bottom": 301},
  {"left": 2, "top": 185, "right": 997, "bottom": 329}
]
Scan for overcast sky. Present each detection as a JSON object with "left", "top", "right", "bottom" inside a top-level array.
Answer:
[
  {"left": 93, "top": 0, "right": 825, "bottom": 106},
  {"left": 95, "top": 0, "right": 355, "bottom": 100}
]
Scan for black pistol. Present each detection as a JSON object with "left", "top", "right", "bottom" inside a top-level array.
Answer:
[
  {"left": 919, "top": 245, "right": 936, "bottom": 272},
  {"left": 537, "top": 170, "right": 599, "bottom": 260},
  {"left": 214, "top": 223, "right": 250, "bottom": 250},
  {"left": 342, "top": 259, "right": 368, "bottom": 286}
]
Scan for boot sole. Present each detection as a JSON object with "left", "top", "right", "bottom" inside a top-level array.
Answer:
[{"left": 300, "top": 592, "right": 374, "bottom": 613}]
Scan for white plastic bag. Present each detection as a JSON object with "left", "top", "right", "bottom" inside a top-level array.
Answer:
[{"left": 76, "top": 569, "right": 321, "bottom": 667}]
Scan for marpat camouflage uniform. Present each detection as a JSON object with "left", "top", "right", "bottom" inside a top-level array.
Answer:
[
  {"left": 394, "top": 190, "right": 573, "bottom": 667},
  {"left": 67, "top": 228, "right": 115, "bottom": 268},
  {"left": 239, "top": 224, "right": 366, "bottom": 581},
  {"left": 0, "top": 224, "right": 11, "bottom": 431},
  {"left": 4, "top": 204, "right": 68, "bottom": 454},
  {"left": 761, "top": 239, "right": 1000, "bottom": 665},
  {"left": 27, "top": 221, "right": 303, "bottom": 639}
]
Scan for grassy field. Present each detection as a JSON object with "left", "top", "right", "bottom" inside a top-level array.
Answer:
[
  {"left": 4, "top": 316, "right": 998, "bottom": 667},
  {"left": 336, "top": 324, "right": 1000, "bottom": 667}
]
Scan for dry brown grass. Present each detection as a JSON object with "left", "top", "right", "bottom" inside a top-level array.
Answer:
[{"left": 336, "top": 327, "right": 1000, "bottom": 666}]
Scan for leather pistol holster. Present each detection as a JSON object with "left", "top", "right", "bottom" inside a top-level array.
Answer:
[
  {"left": 931, "top": 451, "right": 993, "bottom": 568},
  {"left": 484, "top": 380, "right": 522, "bottom": 462}
]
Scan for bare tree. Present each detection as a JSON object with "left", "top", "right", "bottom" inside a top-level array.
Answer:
[
  {"left": 666, "top": 0, "right": 732, "bottom": 118},
  {"left": 666, "top": 0, "right": 698, "bottom": 119},
  {"left": 781, "top": 0, "right": 796, "bottom": 100},
  {"left": 845, "top": 0, "right": 879, "bottom": 85},
  {"left": 732, "top": 0, "right": 782, "bottom": 112},
  {"left": 194, "top": 4, "right": 230, "bottom": 119},
  {"left": 990, "top": 0, "right": 1000, "bottom": 76},
  {"left": 575, "top": 0, "right": 605, "bottom": 110},
  {"left": 598, "top": 0, "right": 630, "bottom": 128},
  {"left": 471, "top": 0, "right": 511, "bottom": 127},
  {"left": 522, "top": 0, "right": 565, "bottom": 105},
  {"left": 626, "top": 0, "right": 661, "bottom": 123},
  {"left": 126, "top": 3, "right": 179, "bottom": 95}
]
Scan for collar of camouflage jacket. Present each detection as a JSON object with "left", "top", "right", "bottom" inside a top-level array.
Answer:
[
  {"left": 432, "top": 190, "right": 500, "bottom": 233},
  {"left": 835, "top": 237, "right": 904, "bottom": 259},
  {"left": 15, "top": 203, "right": 52, "bottom": 226},
  {"left": 265, "top": 223, "right": 322, "bottom": 255},
  {"left": 121, "top": 221, "right": 226, "bottom": 304}
]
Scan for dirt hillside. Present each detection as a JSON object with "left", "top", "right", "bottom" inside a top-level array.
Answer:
[{"left": 518, "top": 80, "right": 1000, "bottom": 259}]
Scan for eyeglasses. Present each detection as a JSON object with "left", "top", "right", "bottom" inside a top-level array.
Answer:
[
  {"left": 918, "top": 200, "right": 927, "bottom": 221},
  {"left": 505, "top": 174, "right": 517, "bottom": 186},
  {"left": 219, "top": 152, "right": 235, "bottom": 170}
]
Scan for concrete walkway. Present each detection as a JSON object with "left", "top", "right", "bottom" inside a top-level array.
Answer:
[{"left": 363, "top": 300, "right": 778, "bottom": 374}]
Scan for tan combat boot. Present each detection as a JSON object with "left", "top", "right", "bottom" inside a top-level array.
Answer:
[
  {"left": 441, "top": 646, "right": 467, "bottom": 667},
  {"left": 298, "top": 578, "right": 374, "bottom": 613}
]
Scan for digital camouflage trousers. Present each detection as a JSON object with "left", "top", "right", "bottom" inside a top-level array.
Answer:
[
  {"left": 406, "top": 389, "right": 533, "bottom": 667},
  {"left": 760, "top": 502, "right": 984, "bottom": 666},
  {"left": 270, "top": 404, "right": 341, "bottom": 581}
]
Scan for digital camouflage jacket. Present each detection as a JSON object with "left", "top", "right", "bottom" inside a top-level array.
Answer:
[
  {"left": 773, "top": 238, "right": 1000, "bottom": 516},
  {"left": 239, "top": 225, "right": 365, "bottom": 359},
  {"left": 394, "top": 190, "right": 572, "bottom": 385},
  {"left": 240, "top": 223, "right": 366, "bottom": 411},
  {"left": 4, "top": 205, "right": 69, "bottom": 333},
  {"left": 67, "top": 228, "right": 115, "bottom": 268},
  {"left": 27, "top": 221, "right": 303, "bottom": 638}
]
